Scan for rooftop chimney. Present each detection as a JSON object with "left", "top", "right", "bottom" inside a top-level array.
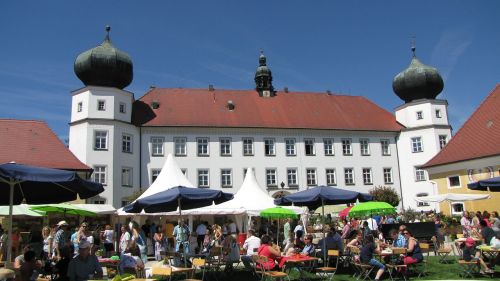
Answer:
[
  {"left": 284, "top": 87, "right": 289, "bottom": 93},
  {"left": 227, "top": 100, "right": 235, "bottom": 111},
  {"left": 208, "top": 84, "right": 215, "bottom": 91}
]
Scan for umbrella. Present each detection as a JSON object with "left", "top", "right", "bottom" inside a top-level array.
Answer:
[
  {"left": 415, "top": 193, "right": 490, "bottom": 214},
  {"left": 468, "top": 176, "right": 500, "bottom": 191},
  {"left": 0, "top": 162, "right": 104, "bottom": 266},
  {"left": 30, "top": 203, "right": 96, "bottom": 216},
  {"left": 275, "top": 186, "right": 372, "bottom": 265},
  {"left": 260, "top": 207, "right": 298, "bottom": 243},
  {"left": 339, "top": 205, "right": 353, "bottom": 218},
  {"left": 0, "top": 205, "right": 44, "bottom": 217},
  {"left": 123, "top": 186, "right": 234, "bottom": 214},
  {"left": 348, "top": 201, "right": 396, "bottom": 217}
]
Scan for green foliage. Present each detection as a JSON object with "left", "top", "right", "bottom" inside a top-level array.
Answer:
[{"left": 369, "top": 186, "right": 400, "bottom": 207}]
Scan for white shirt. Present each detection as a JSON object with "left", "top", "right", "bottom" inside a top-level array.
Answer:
[
  {"left": 195, "top": 224, "right": 207, "bottom": 236},
  {"left": 294, "top": 224, "right": 304, "bottom": 234},
  {"left": 228, "top": 222, "right": 237, "bottom": 234},
  {"left": 365, "top": 218, "right": 378, "bottom": 231},
  {"left": 243, "top": 235, "right": 261, "bottom": 256},
  {"left": 104, "top": 230, "right": 113, "bottom": 244}
]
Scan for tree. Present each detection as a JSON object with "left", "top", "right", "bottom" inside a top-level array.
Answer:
[
  {"left": 369, "top": 185, "right": 400, "bottom": 207},
  {"left": 123, "top": 189, "right": 145, "bottom": 204}
]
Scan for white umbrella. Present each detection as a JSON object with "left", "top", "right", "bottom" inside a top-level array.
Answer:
[{"left": 415, "top": 193, "right": 490, "bottom": 214}]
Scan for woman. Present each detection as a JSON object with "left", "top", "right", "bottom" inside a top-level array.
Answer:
[
  {"left": 360, "top": 234, "right": 385, "bottom": 281},
  {"left": 300, "top": 234, "right": 315, "bottom": 256},
  {"left": 153, "top": 226, "right": 165, "bottom": 261},
  {"left": 212, "top": 224, "right": 222, "bottom": 246},
  {"left": 257, "top": 235, "right": 280, "bottom": 270},
  {"left": 129, "top": 221, "right": 147, "bottom": 264},
  {"left": 202, "top": 229, "right": 211, "bottom": 254},
  {"left": 41, "top": 226, "right": 53, "bottom": 261},
  {"left": 347, "top": 230, "right": 363, "bottom": 250},
  {"left": 119, "top": 225, "right": 130, "bottom": 254},
  {"left": 462, "top": 237, "right": 493, "bottom": 274},
  {"left": 403, "top": 229, "right": 423, "bottom": 265},
  {"left": 102, "top": 225, "right": 114, "bottom": 258},
  {"left": 341, "top": 219, "right": 351, "bottom": 240},
  {"left": 11, "top": 229, "right": 21, "bottom": 257}
]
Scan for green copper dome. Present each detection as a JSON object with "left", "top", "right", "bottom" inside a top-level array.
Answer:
[
  {"left": 74, "top": 26, "right": 133, "bottom": 89},
  {"left": 255, "top": 50, "right": 274, "bottom": 95},
  {"left": 392, "top": 46, "right": 443, "bottom": 103}
]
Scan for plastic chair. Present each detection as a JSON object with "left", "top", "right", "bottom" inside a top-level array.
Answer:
[{"left": 315, "top": 249, "right": 339, "bottom": 281}]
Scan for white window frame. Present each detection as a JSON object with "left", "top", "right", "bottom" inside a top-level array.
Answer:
[
  {"left": 362, "top": 168, "right": 373, "bottom": 185},
  {"left": 198, "top": 169, "right": 210, "bottom": 188},
  {"left": 121, "top": 167, "right": 132, "bottom": 187},
  {"left": 285, "top": 138, "right": 296, "bottom": 156},
  {"left": 344, "top": 168, "right": 354, "bottom": 185},
  {"left": 439, "top": 135, "right": 447, "bottom": 149},
  {"left": 220, "top": 138, "right": 232, "bottom": 156},
  {"left": 97, "top": 100, "right": 106, "bottom": 111},
  {"left": 174, "top": 137, "right": 187, "bottom": 156},
  {"left": 94, "top": 130, "right": 108, "bottom": 150},
  {"left": 304, "top": 139, "right": 316, "bottom": 156},
  {"left": 264, "top": 138, "right": 276, "bottom": 156},
  {"left": 435, "top": 109, "right": 442, "bottom": 118},
  {"left": 447, "top": 175, "right": 461, "bottom": 189},
  {"left": 306, "top": 168, "right": 317, "bottom": 186},
  {"left": 122, "top": 134, "right": 132, "bottom": 153},
  {"left": 93, "top": 165, "right": 107, "bottom": 185},
  {"left": 323, "top": 138, "right": 334, "bottom": 156},
  {"left": 451, "top": 202, "right": 465, "bottom": 215},
  {"left": 381, "top": 139, "right": 391, "bottom": 156},
  {"left": 415, "top": 168, "right": 426, "bottom": 181},
  {"left": 242, "top": 138, "right": 254, "bottom": 156},
  {"left": 119, "top": 102, "right": 126, "bottom": 113},
  {"left": 416, "top": 193, "right": 430, "bottom": 207},
  {"left": 383, "top": 168, "right": 393, "bottom": 184},
  {"left": 326, "top": 168, "right": 336, "bottom": 186},
  {"left": 411, "top": 137, "right": 423, "bottom": 153},
  {"left": 287, "top": 168, "right": 298, "bottom": 187},
  {"left": 360, "top": 139, "right": 370, "bottom": 156},
  {"left": 151, "top": 169, "right": 161, "bottom": 183},
  {"left": 77, "top": 102, "right": 83, "bottom": 112},
  {"left": 266, "top": 168, "right": 277, "bottom": 187},
  {"left": 342, "top": 139, "right": 352, "bottom": 156},
  {"left": 151, "top": 137, "right": 164, "bottom": 156},
  {"left": 416, "top": 111, "right": 423, "bottom": 120},
  {"left": 197, "top": 138, "right": 209, "bottom": 156},
  {"left": 221, "top": 169, "right": 232, "bottom": 188}
]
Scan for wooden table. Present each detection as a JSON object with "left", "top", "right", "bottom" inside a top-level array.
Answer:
[
  {"left": 280, "top": 255, "right": 319, "bottom": 279},
  {"left": 151, "top": 266, "right": 194, "bottom": 280},
  {"left": 479, "top": 247, "right": 500, "bottom": 267}
]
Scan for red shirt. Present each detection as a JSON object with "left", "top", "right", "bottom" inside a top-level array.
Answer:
[{"left": 257, "top": 244, "right": 277, "bottom": 270}]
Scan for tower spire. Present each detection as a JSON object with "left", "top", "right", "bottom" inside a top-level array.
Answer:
[{"left": 254, "top": 50, "right": 275, "bottom": 97}]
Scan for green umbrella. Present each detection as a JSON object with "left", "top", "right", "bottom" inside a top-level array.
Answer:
[
  {"left": 348, "top": 201, "right": 396, "bottom": 218},
  {"left": 260, "top": 207, "right": 298, "bottom": 244},
  {"left": 0, "top": 205, "right": 45, "bottom": 217},
  {"left": 30, "top": 203, "right": 96, "bottom": 216}
]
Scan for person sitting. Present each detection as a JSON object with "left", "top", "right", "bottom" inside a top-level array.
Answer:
[
  {"left": 19, "top": 250, "right": 40, "bottom": 281},
  {"left": 402, "top": 229, "right": 423, "bottom": 265},
  {"left": 300, "top": 234, "right": 316, "bottom": 256},
  {"left": 119, "top": 244, "right": 144, "bottom": 276},
  {"left": 67, "top": 240, "right": 102, "bottom": 281},
  {"left": 282, "top": 231, "right": 295, "bottom": 256},
  {"left": 360, "top": 234, "right": 385, "bottom": 281},
  {"left": 52, "top": 245, "right": 72, "bottom": 281},
  {"left": 241, "top": 229, "right": 261, "bottom": 270},
  {"left": 317, "top": 230, "right": 343, "bottom": 259},
  {"left": 14, "top": 245, "right": 36, "bottom": 269},
  {"left": 347, "top": 230, "right": 363, "bottom": 250},
  {"left": 256, "top": 235, "right": 280, "bottom": 270},
  {"left": 462, "top": 237, "right": 493, "bottom": 274},
  {"left": 393, "top": 225, "right": 407, "bottom": 248},
  {"left": 221, "top": 234, "right": 240, "bottom": 272},
  {"left": 479, "top": 220, "right": 495, "bottom": 245}
]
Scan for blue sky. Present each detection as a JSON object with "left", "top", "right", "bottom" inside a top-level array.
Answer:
[{"left": 1, "top": 1, "right": 499, "bottom": 139}]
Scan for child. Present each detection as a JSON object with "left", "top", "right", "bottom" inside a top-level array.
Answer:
[{"left": 462, "top": 237, "right": 493, "bottom": 274}]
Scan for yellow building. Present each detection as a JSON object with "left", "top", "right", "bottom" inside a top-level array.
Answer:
[{"left": 423, "top": 84, "right": 500, "bottom": 216}]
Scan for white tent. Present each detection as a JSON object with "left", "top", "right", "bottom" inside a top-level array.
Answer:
[
  {"left": 414, "top": 193, "right": 490, "bottom": 203},
  {"left": 74, "top": 204, "right": 116, "bottom": 215}
]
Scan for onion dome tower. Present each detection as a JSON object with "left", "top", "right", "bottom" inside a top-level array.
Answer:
[
  {"left": 74, "top": 26, "right": 133, "bottom": 89},
  {"left": 392, "top": 46, "right": 443, "bottom": 103},
  {"left": 255, "top": 50, "right": 275, "bottom": 97}
]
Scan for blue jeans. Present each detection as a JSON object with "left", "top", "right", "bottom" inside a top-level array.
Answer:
[
  {"left": 241, "top": 255, "right": 253, "bottom": 270},
  {"left": 369, "top": 258, "right": 385, "bottom": 270},
  {"left": 175, "top": 241, "right": 190, "bottom": 254}
]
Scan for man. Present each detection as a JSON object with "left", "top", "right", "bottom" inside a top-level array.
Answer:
[
  {"left": 283, "top": 218, "right": 291, "bottom": 245},
  {"left": 460, "top": 211, "right": 471, "bottom": 237},
  {"left": 241, "top": 229, "right": 261, "bottom": 269},
  {"left": 141, "top": 219, "right": 151, "bottom": 239},
  {"left": 317, "top": 230, "right": 343, "bottom": 259},
  {"left": 393, "top": 225, "right": 407, "bottom": 248},
  {"left": 227, "top": 219, "right": 238, "bottom": 238},
  {"left": 365, "top": 217, "right": 378, "bottom": 231},
  {"left": 195, "top": 222, "right": 207, "bottom": 253},
  {"left": 67, "top": 240, "right": 102, "bottom": 281},
  {"left": 173, "top": 219, "right": 190, "bottom": 254},
  {"left": 479, "top": 220, "right": 495, "bottom": 245},
  {"left": 53, "top": 220, "right": 69, "bottom": 259}
]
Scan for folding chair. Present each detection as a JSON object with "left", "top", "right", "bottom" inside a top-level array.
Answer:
[
  {"left": 433, "top": 240, "right": 454, "bottom": 264},
  {"left": 353, "top": 261, "right": 374, "bottom": 281},
  {"left": 411, "top": 243, "right": 429, "bottom": 278},
  {"left": 183, "top": 257, "right": 206, "bottom": 281},
  {"left": 458, "top": 260, "right": 479, "bottom": 278},
  {"left": 252, "top": 255, "right": 289, "bottom": 281},
  {"left": 315, "top": 249, "right": 339, "bottom": 281},
  {"left": 386, "top": 248, "right": 407, "bottom": 281}
]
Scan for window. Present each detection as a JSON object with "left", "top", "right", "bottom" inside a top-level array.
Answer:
[
  {"left": 415, "top": 168, "right": 426, "bottom": 181},
  {"left": 97, "top": 100, "right": 106, "bottom": 111},
  {"left": 119, "top": 102, "right": 126, "bottom": 113},
  {"left": 121, "top": 167, "right": 132, "bottom": 187},
  {"left": 342, "top": 139, "right": 352, "bottom": 155},
  {"left": 93, "top": 166, "right": 106, "bottom": 184},
  {"left": 383, "top": 168, "right": 393, "bottom": 184},
  {"left": 451, "top": 202, "right": 464, "bottom": 215},
  {"left": 266, "top": 169, "right": 277, "bottom": 187},
  {"left": 326, "top": 169, "right": 336, "bottom": 186},
  {"left": 285, "top": 139, "right": 296, "bottom": 156},
  {"left": 416, "top": 193, "right": 430, "bottom": 207},
  {"left": 439, "top": 135, "right": 447, "bottom": 149},
  {"left": 323, "top": 139, "right": 334, "bottom": 156},
  {"left": 93, "top": 199, "right": 105, "bottom": 204},
  {"left": 121, "top": 201, "right": 129, "bottom": 207},
  {"left": 77, "top": 102, "right": 82, "bottom": 112},
  {"left": 362, "top": 168, "right": 373, "bottom": 185},
  {"left": 151, "top": 169, "right": 161, "bottom": 183},
  {"left": 242, "top": 138, "right": 254, "bottom": 156},
  {"left": 221, "top": 169, "right": 232, "bottom": 188},
  {"left": 287, "top": 168, "right": 298, "bottom": 187},
  {"left": 174, "top": 137, "right": 187, "bottom": 156},
  {"left": 197, "top": 138, "right": 209, "bottom": 156},
  {"left": 94, "top": 131, "right": 108, "bottom": 150},
  {"left": 198, "top": 169, "right": 209, "bottom": 187},
  {"left": 381, "top": 139, "right": 391, "bottom": 156},
  {"left": 448, "top": 176, "right": 461, "bottom": 188},
  {"left": 411, "top": 137, "right": 423, "bottom": 153},
  {"left": 151, "top": 137, "right": 164, "bottom": 156},
  {"left": 360, "top": 139, "right": 370, "bottom": 156},
  {"left": 304, "top": 139, "right": 315, "bottom": 156},
  {"left": 416, "top": 111, "right": 423, "bottom": 120},
  {"left": 122, "top": 134, "right": 132, "bottom": 153},
  {"left": 306, "top": 169, "right": 317, "bottom": 186},
  {"left": 220, "top": 138, "right": 231, "bottom": 156},
  {"left": 264, "top": 138, "right": 275, "bottom": 156},
  {"left": 435, "top": 109, "right": 442, "bottom": 118},
  {"left": 344, "top": 168, "right": 354, "bottom": 185}
]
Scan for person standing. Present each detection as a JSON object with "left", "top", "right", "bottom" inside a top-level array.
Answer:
[
  {"left": 293, "top": 220, "right": 304, "bottom": 241},
  {"left": 119, "top": 225, "right": 130, "bottom": 254},
  {"left": 102, "top": 225, "right": 114, "bottom": 258},
  {"left": 130, "top": 221, "right": 147, "bottom": 264},
  {"left": 53, "top": 221, "right": 69, "bottom": 260},
  {"left": 173, "top": 219, "right": 190, "bottom": 255},
  {"left": 41, "top": 226, "right": 53, "bottom": 261},
  {"left": 195, "top": 222, "right": 207, "bottom": 253},
  {"left": 283, "top": 219, "right": 291, "bottom": 246},
  {"left": 461, "top": 211, "right": 472, "bottom": 237},
  {"left": 153, "top": 226, "right": 165, "bottom": 261}
]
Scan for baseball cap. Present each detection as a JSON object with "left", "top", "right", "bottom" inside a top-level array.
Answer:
[
  {"left": 465, "top": 237, "right": 475, "bottom": 247},
  {"left": 57, "top": 220, "right": 69, "bottom": 227},
  {"left": 79, "top": 240, "right": 91, "bottom": 249}
]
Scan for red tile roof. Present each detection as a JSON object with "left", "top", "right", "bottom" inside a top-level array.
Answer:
[
  {"left": 133, "top": 88, "right": 403, "bottom": 131},
  {"left": 424, "top": 84, "right": 500, "bottom": 168},
  {"left": 0, "top": 119, "right": 91, "bottom": 171}
]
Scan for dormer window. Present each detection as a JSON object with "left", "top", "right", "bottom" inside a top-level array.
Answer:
[
  {"left": 77, "top": 102, "right": 83, "bottom": 112},
  {"left": 435, "top": 109, "right": 442, "bottom": 118},
  {"left": 416, "top": 111, "right": 423, "bottom": 120},
  {"left": 119, "top": 102, "right": 126, "bottom": 113},
  {"left": 97, "top": 100, "right": 106, "bottom": 111}
]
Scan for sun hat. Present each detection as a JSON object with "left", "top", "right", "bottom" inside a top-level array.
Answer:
[
  {"left": 465, "top": 237, "right": 475, "bottom": 247},
  {"left": 79, "top": 240, "right": 91, "bottom": 249},
  {"left": 57, "top": 220, "right": 69, "bottom": 227}
]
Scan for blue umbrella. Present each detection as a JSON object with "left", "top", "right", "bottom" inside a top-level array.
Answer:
[
  {"left": 0, "top": 162, "right": 104, "bottom": 266},
  {"left": 123, "top": 186, "right": 234, "bottom": 214},
  {"left": 468, "top": 176, "right": 500, "bottom": 191}
]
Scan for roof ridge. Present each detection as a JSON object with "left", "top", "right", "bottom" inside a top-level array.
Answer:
[{"left": 0, "top": 119, "right": 46, "bottom": 123}]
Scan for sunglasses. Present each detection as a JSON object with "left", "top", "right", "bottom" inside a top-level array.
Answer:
[{"left": 403, "top": 232, "right": 409, "bottom": 235}]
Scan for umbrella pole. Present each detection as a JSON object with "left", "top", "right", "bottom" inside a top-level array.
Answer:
[
  {"left": 178, "top": 198, "right": 182, "bottom": 216},
  {"left": 322, "top": 198, "right": 326, "bottom": 266},
  {"left": 6, "top": 182, "right": 14, "bottom": 268},
  {"left": 277, "top": 219, "right": 280, "bottom": 245}
]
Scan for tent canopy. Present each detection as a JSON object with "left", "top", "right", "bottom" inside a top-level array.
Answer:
[
  {"left": 73, "top": 204, "right": 116, "bottom": 215},
  {"left": 468, "top": 176, "right": 500, "bottom": 191},
  {"left": 414, "top": 193, "right": 490, "bottom": 203}
]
